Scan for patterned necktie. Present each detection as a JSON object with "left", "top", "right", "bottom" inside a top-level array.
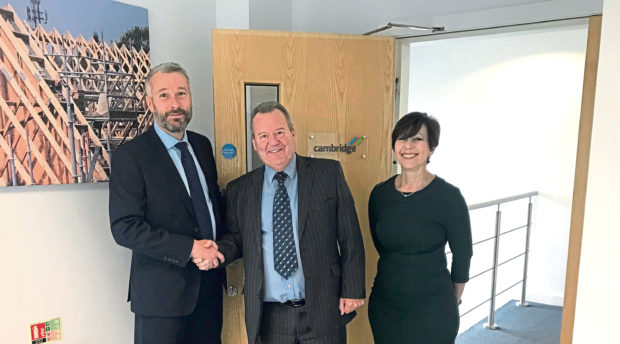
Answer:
[
  {"left": 175, "top": 142, "right": 213, "bottom": 240},
  {"left": 273, "top": 171, "right": 298, "bottom": 279}
]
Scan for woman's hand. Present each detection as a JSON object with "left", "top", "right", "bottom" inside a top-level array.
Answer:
[{"left": 454, "top": 282, "right": 465, "bottom": 305}]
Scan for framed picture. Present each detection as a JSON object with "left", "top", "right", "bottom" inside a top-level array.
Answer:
[{"left": 0, "top": 0, "right": 150, "bottom": 186}]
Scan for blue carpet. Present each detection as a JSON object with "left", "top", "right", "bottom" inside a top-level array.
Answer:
[{"left": 457, "top": 300, "right": 563, "bottom": 344}]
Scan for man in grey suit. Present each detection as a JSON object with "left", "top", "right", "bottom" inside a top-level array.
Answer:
[
  {"left": 110, "top": 62, "right": 225, "bottom": 344},
  {"left": 195, "top": 102, "right": 365, "bottom": 343}
]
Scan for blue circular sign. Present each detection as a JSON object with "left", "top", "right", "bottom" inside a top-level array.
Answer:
[{"left": 221, "top": 143, "right": 237, "bottom": 160}]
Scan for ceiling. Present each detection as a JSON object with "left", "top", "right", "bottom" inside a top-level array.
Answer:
[{"left": 290, "top": 0, "right": 602, "bottom": 36}]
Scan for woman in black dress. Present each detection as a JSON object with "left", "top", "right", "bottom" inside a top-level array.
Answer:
[{"left": 368, "top": 112, "right": 473, "bottom": 344}]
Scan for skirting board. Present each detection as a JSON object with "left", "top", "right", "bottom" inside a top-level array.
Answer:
[{"left": 527, "top": 294, "right": 564, "bottom": 307}]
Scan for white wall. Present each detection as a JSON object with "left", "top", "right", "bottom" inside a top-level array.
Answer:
[
  {"left": 573, "top": 0, "right": 620, "bottom": 342},
  {"left": 216, "top": 0, "right": 249, "bottom": 30},
  {"left": 407, "top": 25, "right": 588, "bottom": 311},
  {"left": 0, "top": 184, "right": 132, "bottom": 343},
  {"left": 250, "top": 0, "right": 291, "bottom": 31}
]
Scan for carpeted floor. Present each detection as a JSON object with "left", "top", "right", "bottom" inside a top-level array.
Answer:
[{"left": 457, "top": 300, "right": 563, "bottom": 344}]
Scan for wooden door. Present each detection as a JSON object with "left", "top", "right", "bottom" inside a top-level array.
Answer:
[{"left": 212, "top": 29, "right": 394, "bottom": 344}]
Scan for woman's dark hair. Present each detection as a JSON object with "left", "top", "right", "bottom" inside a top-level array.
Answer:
[{"left": 391, "top": 112, "right": 440, "bottom": 151}]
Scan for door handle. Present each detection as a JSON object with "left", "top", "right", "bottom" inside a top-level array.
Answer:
[{"left": 227, "top": 285, "right": 238, "bottom": 297}]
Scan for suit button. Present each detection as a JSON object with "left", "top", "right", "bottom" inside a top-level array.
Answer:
[{"left": 193, "top": 227, "right": 200, "bottom": 233}]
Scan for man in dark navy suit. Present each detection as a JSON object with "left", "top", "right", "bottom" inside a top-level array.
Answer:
[{"left": 109, "top": 62, "right": 225, "bottom": 344}]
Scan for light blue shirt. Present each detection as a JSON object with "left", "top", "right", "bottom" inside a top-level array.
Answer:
[
  {"left": 153, "top": 123, "right": 217, "bottom": 239},
  {"left": 262, "top": 154, "right": 305, "bottom": 302}
]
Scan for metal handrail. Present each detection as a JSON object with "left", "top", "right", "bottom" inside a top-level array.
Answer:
[
  {"left": 446, "top": 224, "right": 528, "bottom": 255},
  {"left": 468, "top": 191, "right": 538, "bottom": 210},
  {"left": 467, "top": 252, "right": 526, "bottom": 281},
  {"left": 460, "top": 280, "right": 524, "bottom": 317},
  {"left": 457, "top": 191, "right": 538, "bottom": 331}
]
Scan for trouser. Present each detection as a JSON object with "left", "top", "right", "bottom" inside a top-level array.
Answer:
[
  {"left": 260, "top": 301, "right": 346, "bottom": 344},
  {"left": 134, "top": 272, "right": 223, "bottom": 344}
]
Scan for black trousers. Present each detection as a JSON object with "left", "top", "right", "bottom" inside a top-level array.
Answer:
[
  {"left": 134, "top": 271, "right": 223, "bottom": 344},
  {"left": 260, "top": 302, "right": 346, "bottom": 344}
]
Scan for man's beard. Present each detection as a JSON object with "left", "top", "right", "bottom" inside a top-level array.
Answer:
[{"left": 154, "top": 107, "right": 193, "bottom": 133}]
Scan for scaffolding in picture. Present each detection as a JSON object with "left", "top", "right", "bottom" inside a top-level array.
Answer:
[{"left": 0, "top": 3, "right": 151, "bottom": 186}]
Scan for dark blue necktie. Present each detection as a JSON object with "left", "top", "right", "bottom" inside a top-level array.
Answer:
[
  {"left": 273, "top": 171, "right": 298, "bottom": 279},
  {"left": 175, "top": 142, "right": 213, "bottom": 240}
]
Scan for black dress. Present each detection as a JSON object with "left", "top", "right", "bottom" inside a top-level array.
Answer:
[{"left": 368, "top": 176, "right": 472, "bottom": 344}]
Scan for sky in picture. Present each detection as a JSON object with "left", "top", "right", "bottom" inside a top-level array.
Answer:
[{"left": 3, "top": 0, "right": 147, "bottom": 42}]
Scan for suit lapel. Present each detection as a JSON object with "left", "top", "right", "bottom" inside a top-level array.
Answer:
[
  {"left": 249, "top": 168, "right": 265, "bottom": 247},
  {"left": 144, "top": 127, "right": 194, "bottom": 218},
  {"left": 296, "top": 156, "right": 314, "bottom": 240}
]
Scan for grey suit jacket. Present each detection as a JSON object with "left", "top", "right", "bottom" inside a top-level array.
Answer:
[{"left": 218, "top": 155, "right": 365, "bottom": 343}]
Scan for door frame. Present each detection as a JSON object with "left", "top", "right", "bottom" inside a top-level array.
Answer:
[{"left": 395, "top": 15, "right": 601, "bottom": 343}]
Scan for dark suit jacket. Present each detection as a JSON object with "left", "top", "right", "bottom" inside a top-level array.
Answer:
[
  {"left": 218, "top": 155, "right": 365, "bottom": 343},
  {"left": 109, "top": 126, "right": 225, "bottom": 317}
]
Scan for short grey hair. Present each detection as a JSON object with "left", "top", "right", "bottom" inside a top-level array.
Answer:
[
  {"left": 251, "top": 101, "right": 294, "bottom": 136},
  {"left": 145, "top": 62, "right": 190, "bottom": 96}
]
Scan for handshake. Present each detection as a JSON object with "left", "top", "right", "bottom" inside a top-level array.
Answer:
[{"left": 191, "top": 239, "right": 225, "bottom": 271}]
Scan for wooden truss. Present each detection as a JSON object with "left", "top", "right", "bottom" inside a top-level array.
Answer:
[{"left": 0, "top": 4, "right": 151, "bottom": 186}]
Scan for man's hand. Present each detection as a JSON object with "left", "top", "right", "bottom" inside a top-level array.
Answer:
[
  {"left": 339, "top": 298, "right": 365, "bottom": 315},
  {"left": 191, "top": 240, "right": 224, "bottom": 270}
]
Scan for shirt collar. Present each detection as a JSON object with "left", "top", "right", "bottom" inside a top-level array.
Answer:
[
  {"left": 265, "top": 154, "right": 297, "bottom": 183},
  {"left": 153, "top": 121, "right": 188, "bottom": 149}
]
